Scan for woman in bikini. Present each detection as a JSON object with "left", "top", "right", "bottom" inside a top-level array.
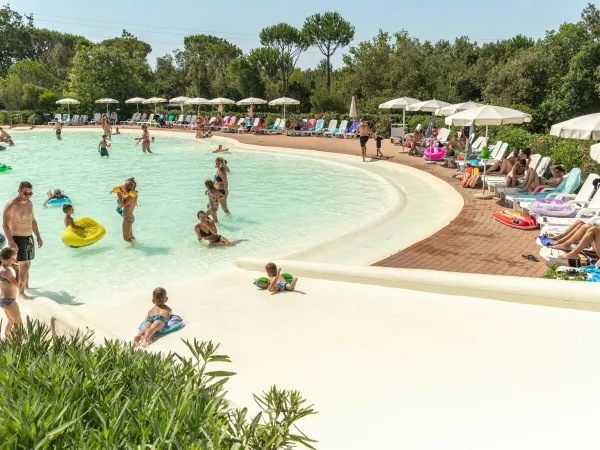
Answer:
[
  {"left": 0, "top": 247, "right": 23, "bottom": 337},
  {"left": 205, "top": 180, "right": 224, "bottom": 223},
  {"left": 194, "top": 210, "right": 231, "bottom": 245},
  {"left": 136, "top": 125, "right": 152, "bottom": 153},
  {"left": 488, "top": 149, "right": 520, "bottom": 174},
  {"left": 519, "top": 164, "right": 565, "bottom": 193},
  {"left": 214, "top": 157, "right": 230, "bottom": 214},
  {"left": 118, "top": 178, "right": 138, "bottom": 242}
]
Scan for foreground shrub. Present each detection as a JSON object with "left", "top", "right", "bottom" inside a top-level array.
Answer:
[{"left": 0, "top": 320, "right": 316, "bottom": 449}]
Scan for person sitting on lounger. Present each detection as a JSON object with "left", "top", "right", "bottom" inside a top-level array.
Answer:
[
  {"left": 506, "top": 158, "right": 528, "bottom": 188},
  {"left": 488, "top": 149, "right": 520, "bottom": 174},
  {"left": 555, "top": 224, "right": 600, "bottom": 261},
  {"left": 518, "top": 164, "right": 565, "bottom": 193}
]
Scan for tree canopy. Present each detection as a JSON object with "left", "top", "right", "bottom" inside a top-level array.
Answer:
[{"left": 1, "top": 3, "right": 600, "bottom": 133}]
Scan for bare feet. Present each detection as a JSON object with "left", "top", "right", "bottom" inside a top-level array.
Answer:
[{"left": 559, "top": 252, "right": 576, "bottom": 260}]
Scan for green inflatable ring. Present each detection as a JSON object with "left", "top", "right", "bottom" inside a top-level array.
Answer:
[
  {"left": 254, "top": 273, "right": 293, "bottom": 288},
  {"left": 0, "top": 164, "right": 12, "bottom": 172}
]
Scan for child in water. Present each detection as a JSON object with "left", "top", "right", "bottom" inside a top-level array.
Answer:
[
  {"left": 212, "top": 145, "right": 229, "bottom": 153},
  {"left": 133, "top": 287, "right": 172, "bottom": 347},
  {"left": 0, "top": 247, "right": 23, "bottom": 337},
  {"left": 265, "top": 262, "right": 298, "bottom": 293},
  {"left": 98, "top": 134, "right": 111, "bottom": 157},
  {"left": 43, "top": 189, "right": 68, "bottom": 207},
  {"left": 63, "top": 205, "right": 84, "bottom": 229}
]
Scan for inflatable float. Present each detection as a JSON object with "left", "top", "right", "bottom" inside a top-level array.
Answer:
[
  {"left": 253, "top": 273, "right": 294, "bottom": 289},
  {"left": 61, "top": 217, "right": 106, "bottom": 248},
  {"left": 530, "top": 198, "right": 575, "bottom": 217},
  {"left": 493, "top": 210, "right": 538, "bottom": 230},
  {"left": 461, "top": 166, "right": 479, "bottom": 188},
  {"left": 423, "top": 147, "right": 445, "bottom": 161},
  {"left": 47, "top": 196, "right": 71, "bottom": 206},
  {"left": 139, "top": 314, "right": 183, "bottom": 336},
  {"left": 0, "top": 163, "right": 12, "bottom": 172}
]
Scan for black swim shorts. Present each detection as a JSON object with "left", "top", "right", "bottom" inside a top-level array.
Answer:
[
  {"left": 100, "top": 148, "right": 109, "bottom": 157},
  {"left": 13, "top": 235, "right": 35, "bottom": 261},
  {"left": 359, "top": 136, "right": 369, "bottom": 147}
]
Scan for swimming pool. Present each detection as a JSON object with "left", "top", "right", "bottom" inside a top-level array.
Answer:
[{"left": 3, "top": 130, "right": 394, "bottom": 303}]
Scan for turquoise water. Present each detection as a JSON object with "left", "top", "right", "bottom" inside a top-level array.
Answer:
[{"left": 1, "top": 130, "right": 391, "bottom": 303}]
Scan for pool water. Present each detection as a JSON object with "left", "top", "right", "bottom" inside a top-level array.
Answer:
[{"left": 2, "top": 130, "right": 393, "bottom": 304}]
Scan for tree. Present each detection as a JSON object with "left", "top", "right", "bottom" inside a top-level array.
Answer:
[
  {"left": 69, "top": 44, "right": 152, "bottom": 109},
  {"left": 154, "top": 54, "right": 186, "bottom": 99},
  {"left": 582, "top": 3, "right": 600, "bottom": 39},
  {"left": 102, "top": 30, "right": 152, "bottom": 60},
  {"left": 176, "top": 35, "right": 241, "bottom": 98},
  {"left": 0, "top": 60, "right": 58, "bottom": 109},
  {"left": 249, "top": 47, "right": 281, "bottom": 82},
  {"left": 303, "top": 12, "right": 354, "bottom": 90},
  {"left": 259, "top": 23, "right": 308, "bottom": 94},
  {"left": 227, "top": 56, "right": 265, "bottom": 98},
  {"left": 0, "top": 5, "right": 34, "bottom": 76}
]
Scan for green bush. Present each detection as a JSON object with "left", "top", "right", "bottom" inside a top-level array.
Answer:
[
  {"left": 542, "top": 264, "right": 586, "bottom": 281},
  {"left": 493, "top": 126, "right": 538, "bottom": 150},
  {"left": 0, "top": 320, "right": 317, "bottom": 449}
]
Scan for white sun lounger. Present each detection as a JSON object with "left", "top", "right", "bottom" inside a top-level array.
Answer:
[{"left": 323, "top": 120, "right": 347, "bottom": 138}]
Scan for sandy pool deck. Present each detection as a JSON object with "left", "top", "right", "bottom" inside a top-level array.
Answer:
[{"left": 32, "top": 261, "right": 600, "bottom": 450}]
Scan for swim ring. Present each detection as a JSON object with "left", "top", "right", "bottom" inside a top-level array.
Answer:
[
  {"left": 253, "top": 273, "right": 294, "bottom": 289},
  {"left": 139, "top": 314, "right": 183, "bottom": 336},
  {"left": 0, "top": 164, "right": 12, "bottom": 172},
  {"left": 530, "top": 199, "right": 575, "bottom": 217},
  {"left": 47, "top": 196, "right": 71, "bottom": 206},
  {"left": 0, "top": 146, "right": 6, "bottom": 151},
  {"left": 423, "top": 147, "right": 445, "bottom": 161},
  {"left": 61, "top": 217, "right": 106, "bottom": 248}
]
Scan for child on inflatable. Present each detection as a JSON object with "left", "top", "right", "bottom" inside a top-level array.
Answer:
[
  {"left": 265, "top": 262, "right": 299, "bottom": 293},
  {"left": 43, "top": 189, "right": 69, "bottom": 207},
  {"left": 62, "top": 205, "right": 84, "bottom": 230},
  {"left": 133, "top": 287, "right": 173, "bottom": 347}
]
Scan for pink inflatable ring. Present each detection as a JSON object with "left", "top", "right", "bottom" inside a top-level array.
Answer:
[{"left": 423, "top": 147, "right": 446, "bottom": 161}]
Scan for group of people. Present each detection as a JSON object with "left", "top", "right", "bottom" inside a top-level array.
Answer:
[
  {"left": 350, "top": 119, "right": 388, "bottom": 162},
  {"left": 486, "top": 147, "right": 566, "bottom": 191}
]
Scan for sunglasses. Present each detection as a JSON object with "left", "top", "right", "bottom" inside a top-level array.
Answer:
[{"left": 21, "top": 191, "right": 33, "bottom": 196}]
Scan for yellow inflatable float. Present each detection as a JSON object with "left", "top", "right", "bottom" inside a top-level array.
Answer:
[{"left": 62, "top": 217, "right": 106, "bottom": 248}]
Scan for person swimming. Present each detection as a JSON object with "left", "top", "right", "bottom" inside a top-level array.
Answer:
[
  {"left": 213, "top": 145, "right": 229, "bottom": 153},
  {"left": 43, "top": 189, "right": 68, "bottom": 207}
]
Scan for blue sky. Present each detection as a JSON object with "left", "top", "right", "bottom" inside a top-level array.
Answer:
[{"left": 17, "top": 0, "right": 590, "bottom": 69}]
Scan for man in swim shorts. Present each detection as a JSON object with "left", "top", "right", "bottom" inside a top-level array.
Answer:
[
  {"left": 3, "top": 181, "right": 43, "bottom": 298},
  {"left": 354, "top": 119, "right": 372, "bottom": 163}
]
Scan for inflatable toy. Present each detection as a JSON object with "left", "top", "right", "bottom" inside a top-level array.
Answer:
[
  {"left": 423, "top": 147, "right": 445, "bottom": 161},
  {"left": 47, "top": 196, "right": 71, "bottom": 206},
  {"left": 530, "top": 198, "right": 575, "bottom": 217},
  {"left": 0, "top": 164, "right": 12, "bottom": 172},
  {"left": 461, "top": 167, "right": 479, "bottom": 188},
  {"left": 139, "top": 314, "right": 183, "bottom": 336},
  {"left": 253, "top": 273, "right": 294, "bottom": 289},
  {"left": 493, "top": 210, "right": 537, "bottom": 230},
  {"left": 61, "top": 217, "right": 106, "bottom": 248}
]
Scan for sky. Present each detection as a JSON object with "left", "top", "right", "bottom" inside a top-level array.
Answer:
[{"left": 16, "top": 0, "right": 591, "bottom": 69}]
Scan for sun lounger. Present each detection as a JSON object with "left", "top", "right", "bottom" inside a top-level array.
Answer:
[
  {"left": 239, "top": 118, "right": 260, "bottom": 133},
  {"left": 139, "top": 114, "right": 155, "bottom": 126},
  {"left": 486, "top": 155, "right": 547, "bottom": 192},
  {"left": 264, "top": 119, "right": 286, "bottom": 134},
  {"left": 519, "top": 173, "right": 600, "bottom": 213},
  {"left": 316, "top": 119, "right": 337, "bottom": 137},
  {"left": 343, "top": 121, "right": 360, "bottom": 138},
  {"left": 323, "top": 120, "right": 347, "bottom": 138},
  {"left": 302, "top": 119, "right": 324, "bottom": 136}
]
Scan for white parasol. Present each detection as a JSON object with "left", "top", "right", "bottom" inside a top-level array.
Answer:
[
  {"left": 550, "top": 113, "right": 600, "bottom": 141},
  {"left": 184, "top": 97, "right": 211, "bottom": 115},
  {"left": 268, "top": 97, "right": 300, "bottom": 120},
  {"left": 209, "top": 97, "right": 236, "bottom": 105},
  {"left": 56, "top": 98, "right": 80, "bottom": 115},
  {"left": 95, "top": 98, "right": 119, "bottom": 115},
  {"left": 349, "top": 95, "right": 358, "bottom": 120},
  {"left": 435, "top": 101, "right": 482, "bottom": 117},
  {"left": 142, "top": 97, "right": 167, "bottom": 113},
  {"left": 125, "top": 97, "right": 146, "bottom": 112},
  {"left": 378, "top": 97, "right": 420, "bottom": 126},
  {"left": 591, "top": 143, "right": 600, "bottom": 164},
  {"left": 236, "top": 97, "right": 267, "bottom": 106},
  {"left": 406, "top": 99, "right": 452, "bottom": 113}
]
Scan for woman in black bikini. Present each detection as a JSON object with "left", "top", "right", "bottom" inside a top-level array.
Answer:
[
  {"left": 194, "top": 210, "right": 231, "bottom": 245},
  {"left": 214, "top": 157, "right": 230, "bottom": 214}
]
